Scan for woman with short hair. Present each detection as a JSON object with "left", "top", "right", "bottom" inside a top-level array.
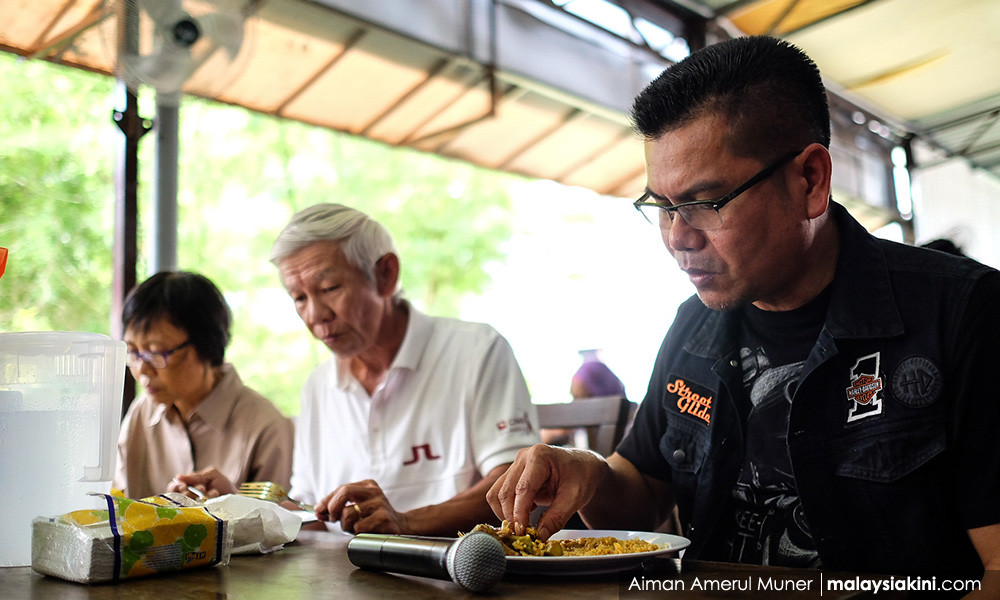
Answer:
[{"left": 112, "top": 270, "right": 293, "bottom": 499}]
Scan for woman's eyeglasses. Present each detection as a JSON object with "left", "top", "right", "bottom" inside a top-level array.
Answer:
[{"left": 125, "top": 340, "right": 192, "bottom": 369}]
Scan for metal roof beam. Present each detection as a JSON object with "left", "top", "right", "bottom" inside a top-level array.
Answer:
[{"left": 310, "top": 0, "right": 675, "bottom": 117}]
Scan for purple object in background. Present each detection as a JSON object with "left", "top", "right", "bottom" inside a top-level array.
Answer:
[{"left": 571, "top": 359, "right": 626, "bottom": 399}]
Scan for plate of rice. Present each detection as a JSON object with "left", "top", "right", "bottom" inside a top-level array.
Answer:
[{"left": 503, "top": 529, "right": 689, "bottom": 575}]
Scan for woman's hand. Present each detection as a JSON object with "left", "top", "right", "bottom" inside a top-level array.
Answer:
[{"left": 170, "top": 466, "right": 238, "bottom": 499}]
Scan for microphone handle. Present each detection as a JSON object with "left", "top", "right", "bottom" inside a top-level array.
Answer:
[
  {"left": 350, "top": 534, "right": 454, "bottom": 577},
  {"left": 348, "top": 532, "right": 507, "bottom": 592}
]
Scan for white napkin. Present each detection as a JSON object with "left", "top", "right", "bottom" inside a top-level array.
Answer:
[
  {"left": 282, "top": 508, "right": 319, "bottom": 523},
  {"left": 204, "top": 495, "right": 303, "bottom": 555}
]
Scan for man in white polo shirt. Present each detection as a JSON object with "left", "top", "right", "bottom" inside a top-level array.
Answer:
[
  {"left": 176, "top": 203, "right": 540, "bottom": 536},
  {"left": 292, "top": 304, "right": 536, "bottom": 525}
]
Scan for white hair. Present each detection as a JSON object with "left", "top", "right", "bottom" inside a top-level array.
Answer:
[{"left": 270, "top": 203, "right": 398, "bottom": 286}]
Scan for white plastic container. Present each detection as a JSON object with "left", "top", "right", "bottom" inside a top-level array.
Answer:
[{"left": 0, "top": 332, "right": 126, "bottom": 567}]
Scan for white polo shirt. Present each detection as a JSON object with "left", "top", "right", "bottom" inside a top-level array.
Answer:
[{"left": 289, "top": 306, "right": 540, "bottom": 511}]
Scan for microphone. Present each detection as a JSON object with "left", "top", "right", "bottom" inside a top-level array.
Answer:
[{"left": 347, "top": 531, "right": 506, "bottom": 592}]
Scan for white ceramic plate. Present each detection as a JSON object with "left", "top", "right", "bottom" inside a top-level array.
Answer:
[{"left": 504, "top": 529, "right": 690, "bottom": 575}]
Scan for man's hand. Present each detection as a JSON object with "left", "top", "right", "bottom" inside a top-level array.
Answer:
[
  {"left": 316, "top": 479, "right": 408, "bottom": 534},
  {"left": 486, "top": 444, "right": 609, "bottom": 541},
  {"left": 169, "top": 467, "right": 238, "bottom": 499}
]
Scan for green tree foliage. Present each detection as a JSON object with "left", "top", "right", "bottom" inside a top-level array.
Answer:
[
  {"left": 0, "top": 53, "right": 520, "bottom": 415},
  {"left": 0, "top": 56, "right": 117, "bottom": 332}
]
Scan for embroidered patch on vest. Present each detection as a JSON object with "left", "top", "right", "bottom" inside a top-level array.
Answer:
[
  {"left": 665, "top": 375, "right": 714, "bottom": 426},
  {"left": 846, "top": 352, "right": 884, "bottom": 423},
  {"left": 890, "top": 356, "right": 942, "bottom": 408}
]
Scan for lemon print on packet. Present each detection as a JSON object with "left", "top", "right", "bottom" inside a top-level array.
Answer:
[
  {"left": 119, "top": 498, "right": 159, "bottom": 534},
  {"left": 65, "top": 509, "right": 110, "bottom": 526},
  {"left": 39, "top": 493, "right": 225, "bottom": 582}
]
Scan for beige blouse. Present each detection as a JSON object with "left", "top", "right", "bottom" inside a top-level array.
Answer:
[{"left": 112, "top": 363, "right": 294, "bottom": 499}]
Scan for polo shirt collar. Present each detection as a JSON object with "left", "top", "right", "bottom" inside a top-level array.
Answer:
[
  {"left": 391, "top": 303, "right": 432, "bottom": 371},
  {"left": 146, "top": 399, "right": 170, "bottom": 426},
  {"left": 334, "top": 301, "right": 432, "bottom": 389},
  {"left": 143, "top": 363, "right": 239, "bottom": 430},
  {"left": 193, "top": 364, "right": 241, "bottom": 430}
]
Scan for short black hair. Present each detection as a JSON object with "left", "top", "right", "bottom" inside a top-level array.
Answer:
[
  {"left": 122, "top": 271, "right": 232, "bottom": 367},
  {"left": 630, "top": 35, "right": 830, "bottom": 159}
]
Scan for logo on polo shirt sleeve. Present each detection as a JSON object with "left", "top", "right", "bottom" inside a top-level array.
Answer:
[
  {"left": 666, "top": 376, "right": 713, "bottom": 425},
  {"left": 497, "top": 411, "right": 534, "bottom": 435}
]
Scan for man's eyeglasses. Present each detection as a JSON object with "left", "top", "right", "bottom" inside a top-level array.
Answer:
[
  {"left": 633, "top": 149, "right": 803, "bottom": 231},
  {"left": 126, "top": 340, "right": 192, "bottom": 369}
]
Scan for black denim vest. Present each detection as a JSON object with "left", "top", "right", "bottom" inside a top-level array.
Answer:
[{"left": 619, "top": 202, "right": 1000, "bottom": 580}]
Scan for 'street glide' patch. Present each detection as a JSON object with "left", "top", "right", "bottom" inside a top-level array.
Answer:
[
  {"left": 846, "top": 352, "right": 884, "bottom": 423},
  {"left": 666, "top": 376, "right": 713, "bottom": 425}
]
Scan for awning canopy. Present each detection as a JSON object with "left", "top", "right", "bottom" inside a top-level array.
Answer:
[
  {"left": 697, "top": 0, "right": 1000, "bottom": 179},
  {"left": 1, "top": 0, "right": 676, "bottom": 198},
  {"left": 1, "top": 0, "right": 998, "bottom": 198}
]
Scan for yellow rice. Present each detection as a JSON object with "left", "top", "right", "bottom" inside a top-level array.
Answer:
[{"left": 558, "top": 536, "right": 660, "bottom": 556}]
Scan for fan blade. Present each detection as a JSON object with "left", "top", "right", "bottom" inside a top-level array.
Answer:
[
  {"left": 139, "top": 0, "right": 186, "bottom": 29},
  {"left": 195, "top": 11, "right": 245, "bottom": 59},
  {"left": 122, "top": 46, "right": 193, "bottom": 91}
]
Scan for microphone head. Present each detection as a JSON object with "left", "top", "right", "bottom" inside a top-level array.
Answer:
[{"left": 447, "top": 532, "right": 507, "bottom": 592}]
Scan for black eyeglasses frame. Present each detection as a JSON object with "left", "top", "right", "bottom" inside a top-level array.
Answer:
[{"left": 633, "top": 149, "right": 805, "bottom": 231}]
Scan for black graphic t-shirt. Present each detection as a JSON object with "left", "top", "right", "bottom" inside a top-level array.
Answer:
[{"left": 714, "top": 286, "right": 832, "bottom": 568}]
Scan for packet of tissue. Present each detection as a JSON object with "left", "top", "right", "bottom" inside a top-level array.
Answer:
[
  {"left": 31, "top": 493, "right": 232, "bottom": 584},
  {"left": 202, "top": 494, "right": 303, "bottom": 555}
]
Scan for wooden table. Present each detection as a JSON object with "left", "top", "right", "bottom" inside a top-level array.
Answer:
[{"left": 0, "top": 529, "right": 910, "bottom": 599}]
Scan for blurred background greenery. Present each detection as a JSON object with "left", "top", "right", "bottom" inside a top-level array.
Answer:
[
  {"left": 0, "top": 53, "right": 689, "bottom": 415},
  {"left": 0, "top": 53, "right": 522, "bottom": 415}
]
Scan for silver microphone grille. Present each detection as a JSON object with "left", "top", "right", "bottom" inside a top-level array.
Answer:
[{"left": 446, "top": 532, "right": 506, "bottom": 593}]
